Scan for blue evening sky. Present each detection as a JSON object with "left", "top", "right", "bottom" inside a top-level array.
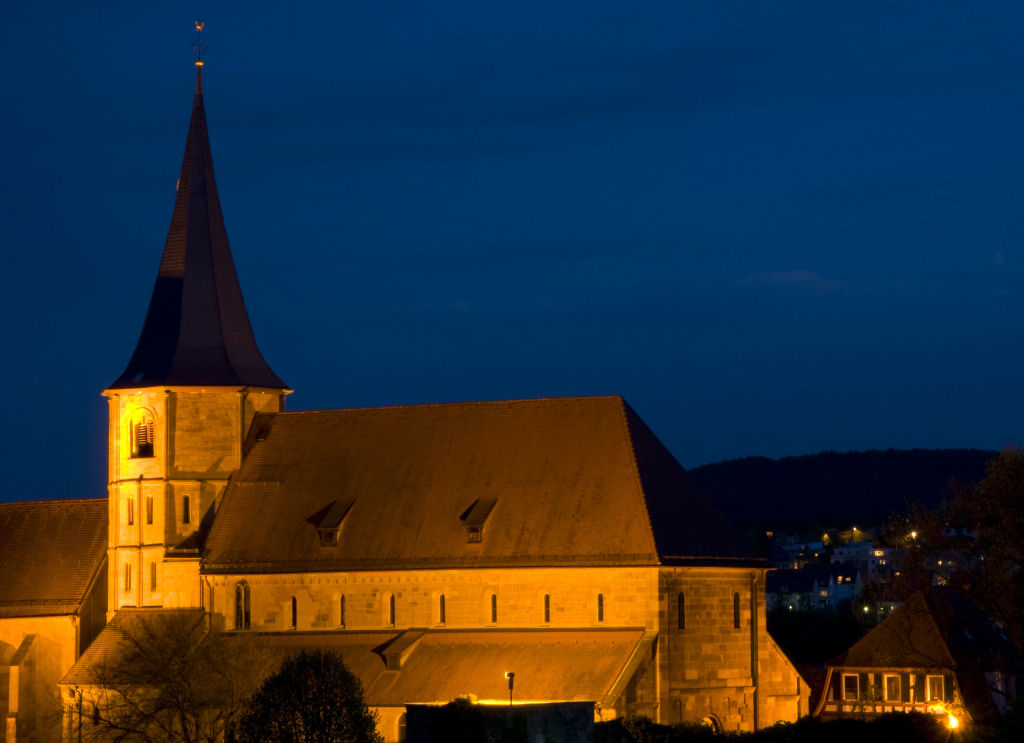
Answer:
[{"left": 2, "top": 1, "right": 1023, "bottom": 502}]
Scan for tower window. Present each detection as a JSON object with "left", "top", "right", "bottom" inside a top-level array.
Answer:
[
  {"left": 543, "top": 594, "right": 550, "bottom": 623},
  {"left": 129, "top": 414, "right": 154, "bottom": 459},
  {"left": 597, "top": 593, "right": 604, "bottom": 623},
  {"left": 290, "top": 597, "right": 297, "bottom": 629},
  {"left": 339, "top": 595, "right": 346, "bottom": 628},
  {"left": 678, "top": 592, "right": 685, "bottom": 630},
  {"left": 235, "top": 583, "right": 250, "bottom": 630},
  {"left": 439, "top": 594, "right": 446, "bottom": 625},
  {"left": 126, "top": 497, "right": 135, "bottom": 526},
  {"left": 389, "top": 594, "right": 396, "bottom": 627},
  {"left": 150, "top": 562, "right": 157, "bottom": 592},
  {"left": 124, "top": 563, "right": 132, "bottom": 592},
  {"left": 182, "top": 495, "right": 191, "bottom": 525},
  {"left": 733, "top": 592, "right": 741, "bottom": 629},
  {"left": 490, "top": 593, "right": 497, "bottom": 623},
  {"left": 146, "top": 495, "right": 154, "bottom": 525}
]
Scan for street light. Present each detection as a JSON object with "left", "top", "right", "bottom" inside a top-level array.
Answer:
[{"left": 504, "top": 671, "right": 515, "bottom": 706}]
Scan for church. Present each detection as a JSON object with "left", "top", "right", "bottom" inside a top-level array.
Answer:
[{"left": 1, "top": 61, "right": 808, "bottom": 743}]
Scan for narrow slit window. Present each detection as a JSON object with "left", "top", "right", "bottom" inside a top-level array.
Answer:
[
  {"left": 124, "top": 563, "right": 132, "bottom": 592},
  {"left": 678, "top": 592, "right": 685, "bottom": 630},
  {"left": 597, "top": 593, "right": 604, "bottom": 623},
  {"left": 146, "top": 495, "right": 153, "bottom": 525},
  {"left": 733, "top": 592, "right": 741, "bottom": 629},
  {"left": 235, "top": 583, "right": 250, "bottom": 630},
  {"left": 340, "top": 595, "right": 346, "bottom": 628},
  {"left": 543, "top": 594, "right": 550, "bottom": 623},
  {"left": 290, "top": 597, "right": 297, "bottom": 629},
  {"left": 490, "top": 593, "right": 497, "bottom": 623},
  {"left": 439, "top": 594, "right": 446, "bottom": 625},
  {"left": 150, "top": 561, "right": 157, "bottom": 592},
  {"left": 126, "top": 497, "right": 135, "bottom": 526},
  {"left": 182, "top": 495, "right": 191, "bottom": 525},
  {"left": 389, "top": 594, "right": 396, "bottom": 627}
]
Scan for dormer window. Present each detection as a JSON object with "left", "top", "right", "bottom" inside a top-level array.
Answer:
[
  {"left": 128, "top": 411, "right": 155, "bottom": 459},
  {"left": 307, "top": 499, "right": 354, "bottom": 547},
  {"left": 460, "top": 498, "right": 497, "bottom": 543}
]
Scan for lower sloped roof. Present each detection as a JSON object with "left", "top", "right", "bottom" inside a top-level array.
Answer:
[
  {"left": 253, "top": 627, "right": 646, "bottom": 708},
  {"left": 0, "top": 499, "right": 107, "bottom": 618},
  {"left": 61, "top": 609, "right": 207, "bottom": 685}
]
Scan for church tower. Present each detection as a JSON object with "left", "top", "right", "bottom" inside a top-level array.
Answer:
[{"left": 103, "top": 61, "right": 288, "bottom": 616}]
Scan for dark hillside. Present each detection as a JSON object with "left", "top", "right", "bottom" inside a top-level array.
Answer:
[{"left": 689, "top": 448, "right": 996, "bottom": 529}]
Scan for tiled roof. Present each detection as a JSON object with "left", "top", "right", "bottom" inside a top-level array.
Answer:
[
  {"left": 61, "top": 608, "right": 207, "bottom": 685},
  {"left": 202, "top": 397, "right": 758, "bottom": 572},
  {"left": 250, "top": 627, "right": 646, "bottom": 707},
  {"left": 828, "top": 587, "right": 1019, "bottom": 672},
  {"left": 108, "top": 68, "right": 285, "bottom": 391},
  {"left": 0, "top": 499, "right": 107, "bottom": 618}
]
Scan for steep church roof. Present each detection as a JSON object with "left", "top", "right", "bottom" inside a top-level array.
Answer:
[
  {"left": 202, "top": 396, "right": 759, "bottom": 572},
  {"left": 108, "top": 68, "right": 285, "bottom": 390},
  {"left": 0, "top": 499, "right": 107, "bottom": 618}
]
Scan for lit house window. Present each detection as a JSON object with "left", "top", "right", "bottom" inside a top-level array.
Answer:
[
  {"left": 235, "top": 583, "right": 250, "bottom": 630},
  {"left": 543, "top": 594, "right": 550, "bottom": 623},
  {"left": 885, "top": 675, "right": 900, "bottom": 701},
  {"left": 927, "top": 675, "right": 943, "bottom": 701},
  {"left": 597, "top": 593, "right": 604, "bottom": 623},
  {"left": 129, "top": 413, "right": 154, "bottom": 458},
  {"left": 843, "top": 674, "right": 859, "bottom": 700}
]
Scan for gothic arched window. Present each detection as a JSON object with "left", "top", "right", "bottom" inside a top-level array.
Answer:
[
  {"left": 389, "top": 594, "right": 396, "bottom": 627},
  {"left": 597, "top": 593, "right": 605, "bottom": 623},
  {"left": 490, "top": 593, "right": 497, "bottom": 623},
  {"left": 124, "top": 563, "right": 132, "bottom": 592},
  {"left": 235, "top": 583, "right": 250, "bottom": 630},
  {"left": 439, "top": 594, "right": 446, "bottom": 625},
  {"left": 543, "top": 594, "right": 551, "bottom": 623},
  {"left": 128, "top": 411, "right": 154, "bottom": 459}
]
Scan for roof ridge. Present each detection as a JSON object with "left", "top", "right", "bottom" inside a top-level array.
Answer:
[
  {"left": 615, "top": 398, "right": 661, "bottom": 561},
  {"left": 0, "top": 498, "right": 106, "bottom": 509},
  {"left": 276, "top": 395, "right": 625, "bottom": 416}
]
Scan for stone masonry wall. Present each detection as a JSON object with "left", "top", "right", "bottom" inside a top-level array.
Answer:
[
  {"left": 106, "top": 387, "right": 282, "bottom": 614},
  {"left": 0, "top": 617, "right": 76, "bottom": 743}
]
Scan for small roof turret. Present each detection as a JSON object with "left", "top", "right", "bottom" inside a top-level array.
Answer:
[{"left": 108, "top": 65, "right": 285, "bottom": 390}]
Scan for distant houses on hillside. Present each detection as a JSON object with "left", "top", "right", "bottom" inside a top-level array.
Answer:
[{"left": 766, "top": 536, "right": 905, "bottom": 615}]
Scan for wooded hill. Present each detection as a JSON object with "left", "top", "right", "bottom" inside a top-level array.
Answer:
[{"left": 688, "top": 448, "right": 997, "bottom": 531}]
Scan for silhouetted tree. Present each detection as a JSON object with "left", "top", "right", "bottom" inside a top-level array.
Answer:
[
  {"left": 236, "top": 650, "right": 382, "bottom": 743},
  {"left": 79, "top": 611, "right": 271, "bottom": 743}
]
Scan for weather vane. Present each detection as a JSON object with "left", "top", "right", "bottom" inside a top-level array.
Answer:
[{"left": 191, "top": 21, "right": 207, "bottom": 66}]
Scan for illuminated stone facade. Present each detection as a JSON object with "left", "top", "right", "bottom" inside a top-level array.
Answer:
[
  {"left": 52, "top": 65, "right": 811, "bottom": 743},
  {"left": 103, "top": 387, "right": 283, "bottom": 615}
]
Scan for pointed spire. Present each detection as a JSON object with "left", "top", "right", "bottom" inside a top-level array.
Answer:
[{"left": 108, "top": 66, "right": 286, "bottom": 391}]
